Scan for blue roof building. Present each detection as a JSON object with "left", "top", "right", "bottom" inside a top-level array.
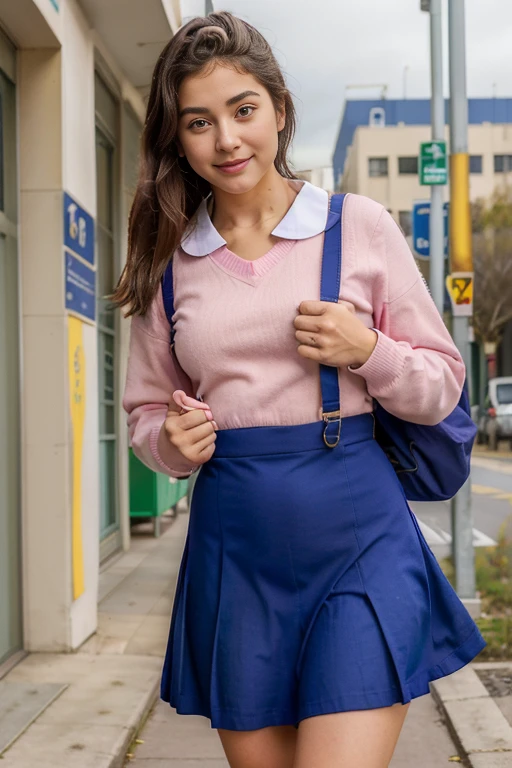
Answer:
[{"left": 332, "top": 98, "right": 512, "bottom": 191}]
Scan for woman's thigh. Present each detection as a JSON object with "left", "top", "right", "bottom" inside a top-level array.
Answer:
[
  {"left": 294, "top": 702, "right": 410, "bottom": 768},
  {"left": 217, "top": 724, "right": 297, "bottom": 768}
]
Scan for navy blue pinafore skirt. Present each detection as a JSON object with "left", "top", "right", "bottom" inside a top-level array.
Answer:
[{"left": 160, "top": 196, "right": 486, "bottom": 731}]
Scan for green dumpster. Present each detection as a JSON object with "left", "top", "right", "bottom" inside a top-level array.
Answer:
[{"left": 129, "top": 448, "right": 190, "bottom": 536}]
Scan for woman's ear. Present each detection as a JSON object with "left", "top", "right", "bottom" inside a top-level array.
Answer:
[
  {"left": 276, "top": 106, "right": 286, "bottom": 133},
  {"left": 175, "top": 139, "right": 185, "bottom": 158}
]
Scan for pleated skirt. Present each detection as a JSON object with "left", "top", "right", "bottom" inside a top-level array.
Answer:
[{"left": 160, "top": 412, "right": 486, "bottom": 730}]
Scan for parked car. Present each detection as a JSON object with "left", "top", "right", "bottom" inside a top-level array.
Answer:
[{"left": 476, "top": 376, "right": 512, "bottom": 450}]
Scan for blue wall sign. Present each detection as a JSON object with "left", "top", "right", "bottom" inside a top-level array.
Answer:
[
  {"left": 412, "top": 200, "right": 449, "bottom": 259},
  {"left": 64, "top": 192, "right": 95, "bottom": 266},
  {"left": 65, "top": 250, "right": 96, "bottom": 323}
]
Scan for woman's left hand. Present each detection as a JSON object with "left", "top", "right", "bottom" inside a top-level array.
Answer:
[{"left": 294, "top": 300, "right": 378, "bottom": 369}]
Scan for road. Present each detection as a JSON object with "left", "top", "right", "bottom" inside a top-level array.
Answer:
[{"left": 411, "top": 450, "right": 512, "bottom": 560}]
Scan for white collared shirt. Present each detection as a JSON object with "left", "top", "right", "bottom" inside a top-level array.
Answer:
[{"left": 180, "top": 178, "right": 330, "bottom": 257}]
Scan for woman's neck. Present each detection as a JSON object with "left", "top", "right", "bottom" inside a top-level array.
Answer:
[{"left": 208, "top": 168, "right": 300, "bottom": 236}]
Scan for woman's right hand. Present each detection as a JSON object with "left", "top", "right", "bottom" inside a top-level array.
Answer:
[{"left": 163, "top": 406, "right": 218, "bottom": 467}]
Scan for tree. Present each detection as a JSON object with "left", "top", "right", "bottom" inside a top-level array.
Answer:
[{"left": 471, "top": 187, "right": 512, "bottom": 379}]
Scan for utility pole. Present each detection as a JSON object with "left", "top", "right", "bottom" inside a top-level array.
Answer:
[
  {"left": 426, "top": 0, "right": 445, "bottom": 314},
  {"left": 447, "top": 0, "right": 479, "bottom": 612}
]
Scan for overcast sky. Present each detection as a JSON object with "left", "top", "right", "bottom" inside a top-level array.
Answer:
[{"left": 209, "top": 0, "right": 512, "bottom": 170}]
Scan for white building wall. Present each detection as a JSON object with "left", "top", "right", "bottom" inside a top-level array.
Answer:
[
  {"left": 3, "top": 0, "right": 150, "bottom": 655},
  {"left": 341, "top": 122, "right": 512, "bottom": 218},
  {"left": 62, "top": 0, "right": 100, "bottom": 650}
]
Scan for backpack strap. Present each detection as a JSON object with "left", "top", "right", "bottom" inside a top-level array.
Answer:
[
  {"left": 161, "top": 259, "right": 175, "bottom": 347},
  {"left": 319, "top": 193, "right": 346, "bottom": 448}
]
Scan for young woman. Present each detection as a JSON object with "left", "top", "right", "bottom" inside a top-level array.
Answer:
[{"left": 116, "top": 11, "right": 486, "bottom": 768}]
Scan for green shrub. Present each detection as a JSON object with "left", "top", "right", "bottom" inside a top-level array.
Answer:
[{"left": 440, "top": 516, "right": 512, "bottom": 659}]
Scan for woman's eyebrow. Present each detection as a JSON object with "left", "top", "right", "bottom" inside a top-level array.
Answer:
[{"left": 179, "top": 90, "right": 260, "bottom": 118}]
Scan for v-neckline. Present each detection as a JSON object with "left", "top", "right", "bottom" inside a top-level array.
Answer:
[
  {"left": 208, "top": 239, "right": 297, "bottom": 282},
  {"left": 203, "top": 191, "right": 298, "bottom": 282}
]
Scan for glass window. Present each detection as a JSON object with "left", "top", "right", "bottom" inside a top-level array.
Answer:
[
  {"left": 95, "top": 69, "right": 120, "bottom": 558},
  {"left": 494, "top": 155, "right": 512, "bottom": 173},
  {"left": 470, "top": 155, "right": 483, "bottom": 174},
  {"left": 95, "top": 72, "right": 117, "bottom": 139},
  {"left": 496, "top": 383, "right": 512, "bottom": 405},
  {"left": 368, "top": 157, "right": 388, "bottom": 177},
  {"left": 398, "top": 156, "right": 418, "bottom": 175},
  {"left": 398, "top": 211, "right": 412, "bottom": 237},
  {"left": 96, "top": 129, "right": 113, "bottom": 231}
]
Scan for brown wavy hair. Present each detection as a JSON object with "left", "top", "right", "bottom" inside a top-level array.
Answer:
[{"left": 111, "top": 10, "right": 298, "bottom": 317}]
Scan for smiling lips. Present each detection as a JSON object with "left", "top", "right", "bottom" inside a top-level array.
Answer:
[{"left": 215, "top": 157, "right": 252, "bottom": 173}]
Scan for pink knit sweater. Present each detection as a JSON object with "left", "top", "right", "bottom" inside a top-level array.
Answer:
[{"left": 122, "top": 192, "right": 465, "bottom": 478}]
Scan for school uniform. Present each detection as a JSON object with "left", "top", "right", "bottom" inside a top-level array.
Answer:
[{"left": 122, "top": 178, "right": 486, "bottom": 731}]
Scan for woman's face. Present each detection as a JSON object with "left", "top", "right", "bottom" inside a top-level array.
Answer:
[{"left": 176, "top": 62, "right": 285, "bottom": 195}]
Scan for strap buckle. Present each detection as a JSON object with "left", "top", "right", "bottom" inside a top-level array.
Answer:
[{"left": 322, "top": 409, "right": 342, "bottom": 448}]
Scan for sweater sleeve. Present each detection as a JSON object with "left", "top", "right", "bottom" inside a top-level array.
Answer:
[
  {"left": 122, "top": 282, "right": 200, "bottom": 478},
  {"left": 347, "top": 206, "right": 465, "bottom": 426}
]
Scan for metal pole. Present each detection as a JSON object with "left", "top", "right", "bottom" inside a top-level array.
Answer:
[
  {"left": 429, "top": 0, "right": 445, "bottom": 314},
  {"left": 448, "top": 0, "right": 478, "bottom": 610}
]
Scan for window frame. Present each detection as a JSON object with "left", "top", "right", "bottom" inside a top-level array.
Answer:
[
  {"left": 469, "top": 155, "right": 483, "bottom": 174},
  {"left": 494, "top": 155, "right": 512, "bottom": 173},
  {"left": 398, "top": 156, "right": 419, "bottom": 175},
  {"left": 368, "top": 157, "right": 389, "bottom": 178}
]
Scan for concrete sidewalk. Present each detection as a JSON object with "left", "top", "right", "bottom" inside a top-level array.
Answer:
[
  {"left": 0, "top": 502, "right": 189, "bottom": 767},
  {"left": 1, "top": 497, "right": 511, "bottom": 767}
]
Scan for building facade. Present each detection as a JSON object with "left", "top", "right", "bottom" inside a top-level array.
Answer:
[
  {"left": 332, "top": 98, "right": 512, "bottom": 390},
  {"left": 0, "top": 0, "right": 186, "bottom": 676},
  {"left": 294, "top": 166, "right": 334, "bottom": 192}
]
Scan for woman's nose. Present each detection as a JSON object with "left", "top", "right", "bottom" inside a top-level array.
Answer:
[{"left": 215, "top": 122, "right": 241, "bottom": 153}]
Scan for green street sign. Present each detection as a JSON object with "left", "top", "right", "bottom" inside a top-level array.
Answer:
[{"left": 420, "top": 140, "right": 447, "bottom": 185}]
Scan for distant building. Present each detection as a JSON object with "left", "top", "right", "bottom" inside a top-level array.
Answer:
[
  {"left": 333, "top": 98, "right": 512, "bottom": 221},
  {"left": 332, "top": 98, "right": 512, "bottom": 392},
  {"left": 294, "top": 166, "right": 334, "bottom": 192}
]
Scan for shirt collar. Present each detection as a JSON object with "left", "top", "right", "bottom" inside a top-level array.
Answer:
[{"left": 180, "top": 178, "right": 329, "bottom": 257}]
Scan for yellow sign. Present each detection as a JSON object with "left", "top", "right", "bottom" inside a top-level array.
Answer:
[
  {"left": 445, "top": 272, "right": 474, "bottom": 317},
  {"left": 68, "top": 316, "right": 85, "bottom": 599}
]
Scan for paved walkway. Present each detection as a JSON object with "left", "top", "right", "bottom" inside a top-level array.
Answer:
[
  {"left": 124, "top": 690, "right": 465, "bottom": 767},
  {"left": 2, "top": 497, "right": 511, "bottom": 767}
]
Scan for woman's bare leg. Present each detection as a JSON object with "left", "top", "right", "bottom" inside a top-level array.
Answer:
[
  {"left": 293, "top": 702, "right": 410, "bottom": 768},
  {"left": 217, "top": 724, "right": 298, "bottom": 768}
]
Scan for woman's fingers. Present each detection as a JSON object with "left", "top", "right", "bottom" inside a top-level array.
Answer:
[
  {"left": 166, "top": 406, "right": 218, "bottom": 434},
  {"left": 172, "top": 390, "right": 214, "bottom": 422}
]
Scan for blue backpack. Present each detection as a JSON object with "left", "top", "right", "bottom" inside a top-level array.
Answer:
[{"left": 161, "top": 192, "right": 476, "bottom": 502}]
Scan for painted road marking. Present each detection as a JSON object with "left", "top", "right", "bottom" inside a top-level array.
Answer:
[
  {"left": 471, "top": 457, "right": 512, "bottom": 475},
  {"left": 471, "top": 483, "right": 503, "bottom": 495},
  {"left": 416, "top": 518, "right": 497, "bottom": 548}
]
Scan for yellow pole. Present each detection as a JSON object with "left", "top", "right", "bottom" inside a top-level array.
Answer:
[
  {"left": 446, "top": 153, "right": 474, "bottom": 312},
  {"left": 449, "top": 153, "right": 472, "bottom": 273}
]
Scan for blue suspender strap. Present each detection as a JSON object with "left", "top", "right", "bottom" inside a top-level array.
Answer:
[
  {"left": 161, "top": 259, "right": 176, "bottom": 348},
  {"left": 320, "top": 193, "right": 346, "bottom": 448}
]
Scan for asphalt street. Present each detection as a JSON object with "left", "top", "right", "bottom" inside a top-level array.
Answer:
[{"left": 411, "top": 452, "right": 512, "bottom": 559}]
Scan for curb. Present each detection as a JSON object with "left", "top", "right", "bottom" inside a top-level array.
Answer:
[
  {"left": 430, "top": 665, "right": 512, "bottom": 768},
  {"left": 112, "top": 677, "right": 161, "bottom": 768}
]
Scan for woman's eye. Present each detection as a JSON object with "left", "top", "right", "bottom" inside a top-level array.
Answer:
[
  {"left": 238, "top": 106, "right": 255, "bottom": 118},
  {"left": 188, "top": 106, "right": 255, "bottom": 130}
]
